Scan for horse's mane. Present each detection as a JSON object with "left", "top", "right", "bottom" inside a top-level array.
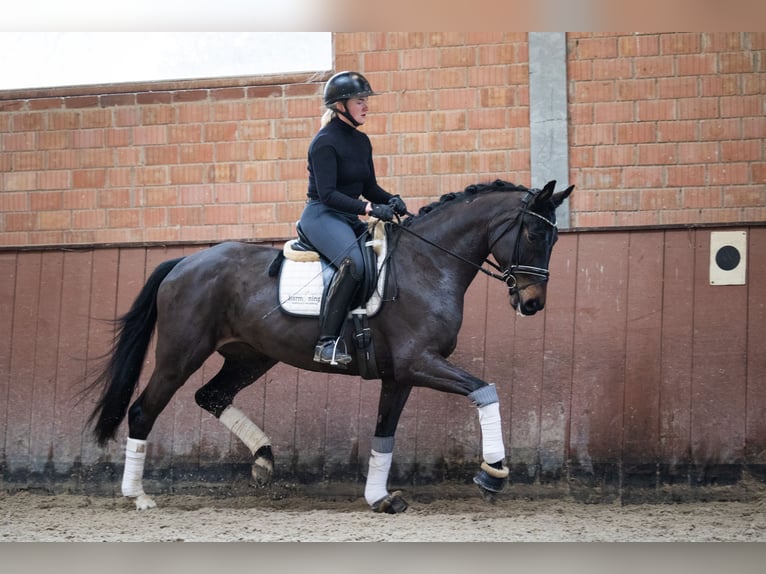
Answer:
[{"left": 402, "top": 179, "right": 530, "bottom": 226}]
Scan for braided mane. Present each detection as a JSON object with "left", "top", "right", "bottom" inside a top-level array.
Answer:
[{"left": 405, "top": 179, "right": 530, "bottom": 225}]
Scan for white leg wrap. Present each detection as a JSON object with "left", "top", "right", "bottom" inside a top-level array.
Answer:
[
  {"left": 364, "top": 450, "right": 393, "bottom": 506},
  {"left": 477, "top": 401, "right": 505, "bottom": 464},
  {"left": 219, "top": 406, "right": 271, "bottom": 454},
  {"left": 121, "top": 437, "right": 148, "bottom": 498}
]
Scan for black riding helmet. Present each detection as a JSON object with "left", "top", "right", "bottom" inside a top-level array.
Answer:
[{"left": 323, "top": 71, "right": 378, "bottom": 126}]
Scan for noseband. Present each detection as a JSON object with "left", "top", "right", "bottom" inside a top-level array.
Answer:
[{"left": 486, "top": 189, "right": 557, "bottom": 294}]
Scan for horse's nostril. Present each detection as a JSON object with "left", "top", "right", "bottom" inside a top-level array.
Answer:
[{"left": 524, "top": 299, "right": 543, "bottom": 314}]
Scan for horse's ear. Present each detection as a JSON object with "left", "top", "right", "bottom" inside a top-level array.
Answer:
[
  {"left": 536, "top": 180, "right": 556, "bottom": 203},
  {"left": 552, "top": 185, "right": 574, "bottom": 208}
]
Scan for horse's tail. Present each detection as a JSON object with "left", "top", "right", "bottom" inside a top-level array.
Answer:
[{"left": 87, "top": 257, "right": 185, "bottom": 446}]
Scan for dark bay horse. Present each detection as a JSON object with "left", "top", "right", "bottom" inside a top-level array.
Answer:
[{"left": 88, "top": 179, "right": 574, "bottom": 512}]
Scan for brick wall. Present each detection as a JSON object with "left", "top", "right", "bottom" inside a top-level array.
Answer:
[
  {"left": 1, "top": 32, "right": 764, "bottom": 248},
  {"left": 568, "top": 32, "right": 765, "bottom": 227}
]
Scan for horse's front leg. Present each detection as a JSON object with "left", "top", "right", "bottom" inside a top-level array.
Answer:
[
  {"left": 408, "top": 354, "right": 510, "bottom": 496},
  {"left": 468, "top": 384, "right": 510, "bottom": 494},
  {"left": 365, "top": 379, "right": 411, "bottom": 513}
]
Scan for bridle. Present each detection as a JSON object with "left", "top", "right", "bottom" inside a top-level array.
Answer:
[{"left": 397, "top": 188, "right": 558, "bottom": 295}]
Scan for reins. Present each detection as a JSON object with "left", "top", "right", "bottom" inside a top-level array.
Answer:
[{"left": 395, "top": 189, "right": 557, "bottom": 291}]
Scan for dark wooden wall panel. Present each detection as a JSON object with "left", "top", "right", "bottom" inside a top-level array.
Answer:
[
  {"left": 539, "top": 233, "right": 578, "bottom": 479},
  {"left": 569, "top": 233, "right": 629, "bottom": 472},
  {"left": 29, "top": 251, "right": 64, "bottom": 475},
  {"left": 54, "top": 251, "right": 94, "bottom": 476},
  {"left": 746, "top": 227, "right": 766, "bottom": 463},
  {"left": 623, "top": 233, "right": 664, "bottom": 467},
  {"left": 658, "top": 230, "right": 695, "bottom": 475},
  {"left": 691, "top": 231, "right": 748, "bottom": 472},
  {"left": 0, "top": 253, "right": 17, "bottom": 475},
  {"left": 82, "top": 249, "right": 119, "bottom": 470},
  {"left": 6, "top": 252, "right": 42, "bottom": 478},
  {"left": 2, "top": 225, "right": 765, "bottom": 491}
]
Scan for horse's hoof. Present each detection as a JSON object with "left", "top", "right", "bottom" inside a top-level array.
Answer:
[
  {"left": 251, "top": 445, "right": 274, "bottom": 487},
  {"left": 134, "top": 494, "right": 157, "bottom": 511},
  {"left": 371, "top": 491, "right": 408, "bottom": 514},
  {"left": 473, "top": 461, "right": 509, "bottom": 494}
]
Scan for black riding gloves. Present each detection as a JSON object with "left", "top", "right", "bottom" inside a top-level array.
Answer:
[
  {"left": 388, "top": 195, "right": 408, "bottom": 216},
  {"left": 370, "top": 203, "right": 395, "bottom": 221}
]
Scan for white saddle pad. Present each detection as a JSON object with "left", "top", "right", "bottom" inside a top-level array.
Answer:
[{"left": 278, "top": 221, "right": 388, "bottom": 317}]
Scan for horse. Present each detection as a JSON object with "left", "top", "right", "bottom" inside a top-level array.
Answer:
[{"left": 87, "top": 178, "right": 574, "bottom": 512}]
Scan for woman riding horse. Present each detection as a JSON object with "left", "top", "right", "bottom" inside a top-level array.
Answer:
[{"left": 299, "top": 71, "right": 408, "bottom": 366}]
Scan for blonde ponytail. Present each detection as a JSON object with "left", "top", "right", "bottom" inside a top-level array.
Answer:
[{"left": 321, "top": 108, "right": 336, "bottom": 128}]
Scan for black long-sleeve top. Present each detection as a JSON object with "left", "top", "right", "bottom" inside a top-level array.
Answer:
[{"left": 306, "top": 116, "right": 392, "bottom": 214}]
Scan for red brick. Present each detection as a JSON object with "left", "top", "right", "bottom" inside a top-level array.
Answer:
[
  {"left": 39, "top": 210, "right": 71, "bottom": 230},
  {"left": 137, "top": 92, "right": 173, "bottom": 105},
  {"left": 661, "top": 33, "right": 701, "bottom": 55},
  {"left": 704, "top": 33, "right": 745, "bottom": 52},
  {"left": 98, "top": 189, "right": 132, "bottom": 208},
  {"left": 38, "top": 171, "right": 70, "bottom": 190},
  {"left": 594, "top": 145, "right": 635, "bottom": 167},
  {"left": 678, "top": 142, "right": 719, "bottom": 163},
  {"left": 108, "top": 208, "right": 141, "bottom": 228},
  {"left": 677, "top": 97, "right": 719, "bottom": 120},
  {"left": 666, "top": 165, "right": 706, "bottom": 187},
  {"left": 719, "top": 52, "right": 755, "bottom": 74},
  {"left": 720, "top": 140, "right": 762, "bottom": 162},
  {"left": 622, "top": 166, "right": 664, "bottom": 188},
  {"left": 173, "top": 90, "right": 209, "bottom": 103},
  {"left": 618, "top": 34, "right": 660, "bottom": 57},
  {"left": 683, "top": 187, "right": 722, "bottom": 208},
  {"left": 724, "top": 186, "right": 765, "bottom": 207},
  {"left": 594, "top": 102, "right": 634, "bottom": 123},
  {"left": 63, "top": 190, "right": 97, "bottom": 210},
  {"left": 616, "top": 79, "right": 657, "bottom": 100},
  {"left": 30, "top": 191, "right": 63, "bottom": 210},
  {"left": 638, "top": 143, "right": 678, "bottom": 165},
  {"left": 575, "top": 37, "right": 618, "bottom": 59},
  {"left": 2, "top": 171, "right": 37, "bottom": 193},
  {"left": 73, "top": 170, "right": 107, "bottom": 189},
  {"left": 635, "top": 56, "right": 674, "bottom": 78},
  {"left": 639, "top": 188, "right": 681, "bottom": 210},
  {"left": 699, "top": 119, "right": 743, "bottom": 141},
  {"left": 145, "top": 146, "right": 179, "bottom": 166},
  {"left": 100, "top": 94, "right": 136, "bottom": 107},
  {"left": 142, "top": 106, "right": 176, "bottom": 125},
  {"left": 657, "top": 120, "right": 699, "bottom": 142},
  {"left": 677, "top": 54, "right": 717, "bottom": 75},
  {"left": 171, "top": 165, "right": 206, "bottom": 185},
  {"left": 5, "top": 212, "right": 37, "bottom": 231},
  {"left": 141, "top": 187, "right": 178, "bottom": 207},
  {"left": 721, "top": 95, "right": 763, "bottom": 118},
  {"left": 616, "top": 123, "right": 656, "bottom": 144},
  {"left": 13, "top": 151, "right": 44, "bottom": 171},
  {"left": 133, "top": 125, "right": 168, "bottom": 145},
  {"left": 707, "top": 163, "right": 750, "bottom": 185},
  {"left": 214, "top": 183, "right": 249, "bottom": 203},
  {"left": 13, "top": 112, "right": 46, "bottom": 132}
]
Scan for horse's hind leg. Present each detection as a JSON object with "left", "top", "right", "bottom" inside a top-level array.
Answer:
[
  {"left": 122, "top": 365, "right": 201, "bottom": 510},
  {"left": 194, "top": 352, "right": 277, "bottom": 486}
]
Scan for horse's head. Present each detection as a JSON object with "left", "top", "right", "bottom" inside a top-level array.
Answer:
[{"left": 490, "top": 180, "right": 574, "bottom": 316}]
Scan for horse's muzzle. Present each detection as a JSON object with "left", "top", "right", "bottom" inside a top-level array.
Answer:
[{"left": 509, "top": 288, "right": 545, "bottom": 316}]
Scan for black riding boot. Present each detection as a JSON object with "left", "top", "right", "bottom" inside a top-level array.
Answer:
[{"left": 314, "top": 257, "right": 361, "bottom": 365}]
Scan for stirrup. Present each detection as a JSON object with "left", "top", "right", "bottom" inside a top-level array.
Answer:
[{"left": 313, "top": 338, "right": 352, "bottom": 366}]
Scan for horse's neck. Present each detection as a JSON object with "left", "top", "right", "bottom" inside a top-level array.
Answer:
[{"left": 405, "top": 203, "right": 496, "bottom": 278}]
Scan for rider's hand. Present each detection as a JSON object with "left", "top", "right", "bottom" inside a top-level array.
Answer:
[
  {"left": 370, "top": 203, "right": 395, "bottom": 221},
  {"left": 388, "top": 195, "right": 408, "bottom": 216}
]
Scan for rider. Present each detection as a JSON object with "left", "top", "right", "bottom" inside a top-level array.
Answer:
[{"left": 299, "top": 71, "right": 408, "bottom": 366}]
